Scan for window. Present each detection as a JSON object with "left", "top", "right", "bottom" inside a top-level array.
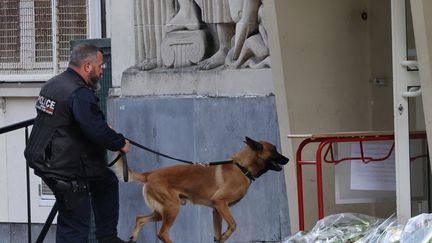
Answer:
[
  {"left": 57, "top": 0, "right": 88, "bottom": 63},
  {"left": 0, "top": 1, "right": 20, "bottom": 64},
  {"left": 39, "top": 179, "right": 55, "bottom": 206},
  {"left": 0, "top": 0, "right": 89, "bottom": 79}
]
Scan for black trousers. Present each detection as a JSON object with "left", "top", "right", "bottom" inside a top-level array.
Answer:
[{"left": 46, "top": 169, "right": 120, "bottom": 243}]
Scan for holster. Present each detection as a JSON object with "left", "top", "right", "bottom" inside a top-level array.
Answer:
[{"left": 46, "top": 178, "right": 89, "bottom": 210}]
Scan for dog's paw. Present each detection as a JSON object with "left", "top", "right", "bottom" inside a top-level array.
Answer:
[
  {"left": 213, "top": 237, "right": 223, "bottom": 243},
  {"left": 128, "top": 236, "right": 137, "bottom": 243}
]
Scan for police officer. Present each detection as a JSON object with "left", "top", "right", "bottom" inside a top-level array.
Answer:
[{"left": 25, "top": 44, "right": 131, "bottom": 243}]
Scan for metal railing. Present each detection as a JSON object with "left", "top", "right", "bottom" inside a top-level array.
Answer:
[{"left": 0, "top": 118, "right": 58, "bottom": 243}]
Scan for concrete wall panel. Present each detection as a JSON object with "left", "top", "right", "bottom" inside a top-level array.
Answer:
[{"left": 108, "top": 96, "right": 290, "bottom": 242}]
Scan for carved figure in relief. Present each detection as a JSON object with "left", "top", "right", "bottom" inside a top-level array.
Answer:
[
  {"left": 134, "top": 0, "right": 269, "bottom": 70},
  {"left": 227, "top": 2, "right": 271, "bottom": 69},
  {"left": 134, "top": 0, "right": 176, "bottom": 70},
  {"left": 167, "top": 0, "right": 235, "bottom": 70}
]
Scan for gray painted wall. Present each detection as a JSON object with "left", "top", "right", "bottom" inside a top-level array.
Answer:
[
  {"left": 0, "top": 223, "right": 56, "bottom": 242},
  {"left": 107, "top": 95, "right": 290, "bottom": 243}
]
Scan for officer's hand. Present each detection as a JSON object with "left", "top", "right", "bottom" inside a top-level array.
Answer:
[{"left": 121, "top": 139, "right": 130, "bottom": 153}]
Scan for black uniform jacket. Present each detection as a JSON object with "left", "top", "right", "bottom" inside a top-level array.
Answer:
[{"left": 25, "top": 68, "right": 125, "bottom": 181}]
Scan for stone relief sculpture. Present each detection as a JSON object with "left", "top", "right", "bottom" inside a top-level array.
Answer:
[
  {"left": 192, "top": 0, "right": 236, "bottom": 70},
  {"left": 162, "top": 0, "right": 207, "bottom": 68},
  {"left": 134, "top": 0, "right": 176, "bottom": 70},
  {"left": 133, "top": 0, "right": 269, "bottom": 70},
  {"left": 226, "top": 2, "right": 270, "bottom": 69}
]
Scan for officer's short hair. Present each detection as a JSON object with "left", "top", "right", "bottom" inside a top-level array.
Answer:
[{"left": 69, "top": 43, "right": 103, "bottom": 67}]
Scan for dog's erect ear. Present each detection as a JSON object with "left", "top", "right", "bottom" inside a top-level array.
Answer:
[{"left": 244, "top": 136, "right": 263, "bottom": 151}]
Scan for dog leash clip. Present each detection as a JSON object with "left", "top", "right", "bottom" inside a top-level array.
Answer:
[{"left": 194, "top": 162, "right": 210, "bottom": 167}]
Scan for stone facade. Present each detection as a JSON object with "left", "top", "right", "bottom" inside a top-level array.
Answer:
[{"left": 133, "top": 0, "right": 270, "bottom": 70}]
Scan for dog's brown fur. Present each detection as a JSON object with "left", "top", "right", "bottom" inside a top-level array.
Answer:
[{"left": 115, "top": 137, "right": 289, "bottom": 243}]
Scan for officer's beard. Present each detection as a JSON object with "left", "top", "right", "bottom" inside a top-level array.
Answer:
[{"left": 88, "top": 69, "right": 101, "bottom": 91}]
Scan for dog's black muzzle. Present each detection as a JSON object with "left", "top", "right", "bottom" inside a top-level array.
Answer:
[{"left": 268, "top": 152, "right": 289, "bottom": 171}]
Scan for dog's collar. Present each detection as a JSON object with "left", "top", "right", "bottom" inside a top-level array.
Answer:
[{"left": 234, "top": 162, "right": 255, "bottom": 182}]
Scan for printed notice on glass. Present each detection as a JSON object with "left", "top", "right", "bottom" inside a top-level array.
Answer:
[{"left": 350, "top": 143, "right": 396, "bottom": 191}]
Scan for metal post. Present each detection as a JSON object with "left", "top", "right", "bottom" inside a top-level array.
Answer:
[
  {"left": 25, "top": 126, "right": 31, "bottom": 243},
  {"left": 315, "top": 141, "right": 326, "bottom": 220},
  {"left": 36, "top": 202, "right": 58, "bottom": 243},
  {"left": 296, "top": 140, "right": 306, "bottom": 230},
  {"left": 51, "top": 0, "right": 58, "bottom": 74}
]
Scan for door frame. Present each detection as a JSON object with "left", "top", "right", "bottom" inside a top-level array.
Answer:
[{"left": 391, "top": 0, "right": 421, "bottom": 223}]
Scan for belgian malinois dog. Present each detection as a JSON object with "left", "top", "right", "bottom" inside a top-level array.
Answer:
[{"left": 115, "top": 137, "right": 289, "bottom": 243}]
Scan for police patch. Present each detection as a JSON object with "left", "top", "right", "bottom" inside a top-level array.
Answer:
[{"left": 36, "top": 95, "right": 56, "bottom": 115}]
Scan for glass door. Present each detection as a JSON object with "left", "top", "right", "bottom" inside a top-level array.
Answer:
[
  {"left": 409, "top": 0, "right": 432, "bottom": 185},
  {"left": 406, "top": 0, "right": 430, "bottom": 216},
  {"left": 408, "top": 94, "right": 430, "bottom": 215}
]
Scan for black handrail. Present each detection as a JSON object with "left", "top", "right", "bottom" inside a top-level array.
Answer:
[
  {"left": 36, "top": 202, "right": 58, "bottom": 243},
  {"left": 0, "top": 118, "right": 55, "bottom": 243},
  {"left": 0, "top": 118, "right": 35, "bottom": 134}
]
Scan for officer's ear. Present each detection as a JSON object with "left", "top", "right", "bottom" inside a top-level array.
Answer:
[{"left": 83, "top": 62, "right": 92, "bottom": 73}]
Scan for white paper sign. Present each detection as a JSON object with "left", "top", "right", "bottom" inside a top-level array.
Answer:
[{"left": 350, "top": 143, "right": 396, "bottom": 191}]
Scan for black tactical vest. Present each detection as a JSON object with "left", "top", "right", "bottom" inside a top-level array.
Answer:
[{"left": 24, "top": 70, "right": 106, "bottom": 181}]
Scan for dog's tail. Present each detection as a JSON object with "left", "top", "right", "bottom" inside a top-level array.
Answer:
[{"left": 112, "top": 152, "right": 149, "bottom": 183}]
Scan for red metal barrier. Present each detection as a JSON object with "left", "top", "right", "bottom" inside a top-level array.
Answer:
[{"left": 289, "top": 131, "right": 427, "bottom": 231}]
